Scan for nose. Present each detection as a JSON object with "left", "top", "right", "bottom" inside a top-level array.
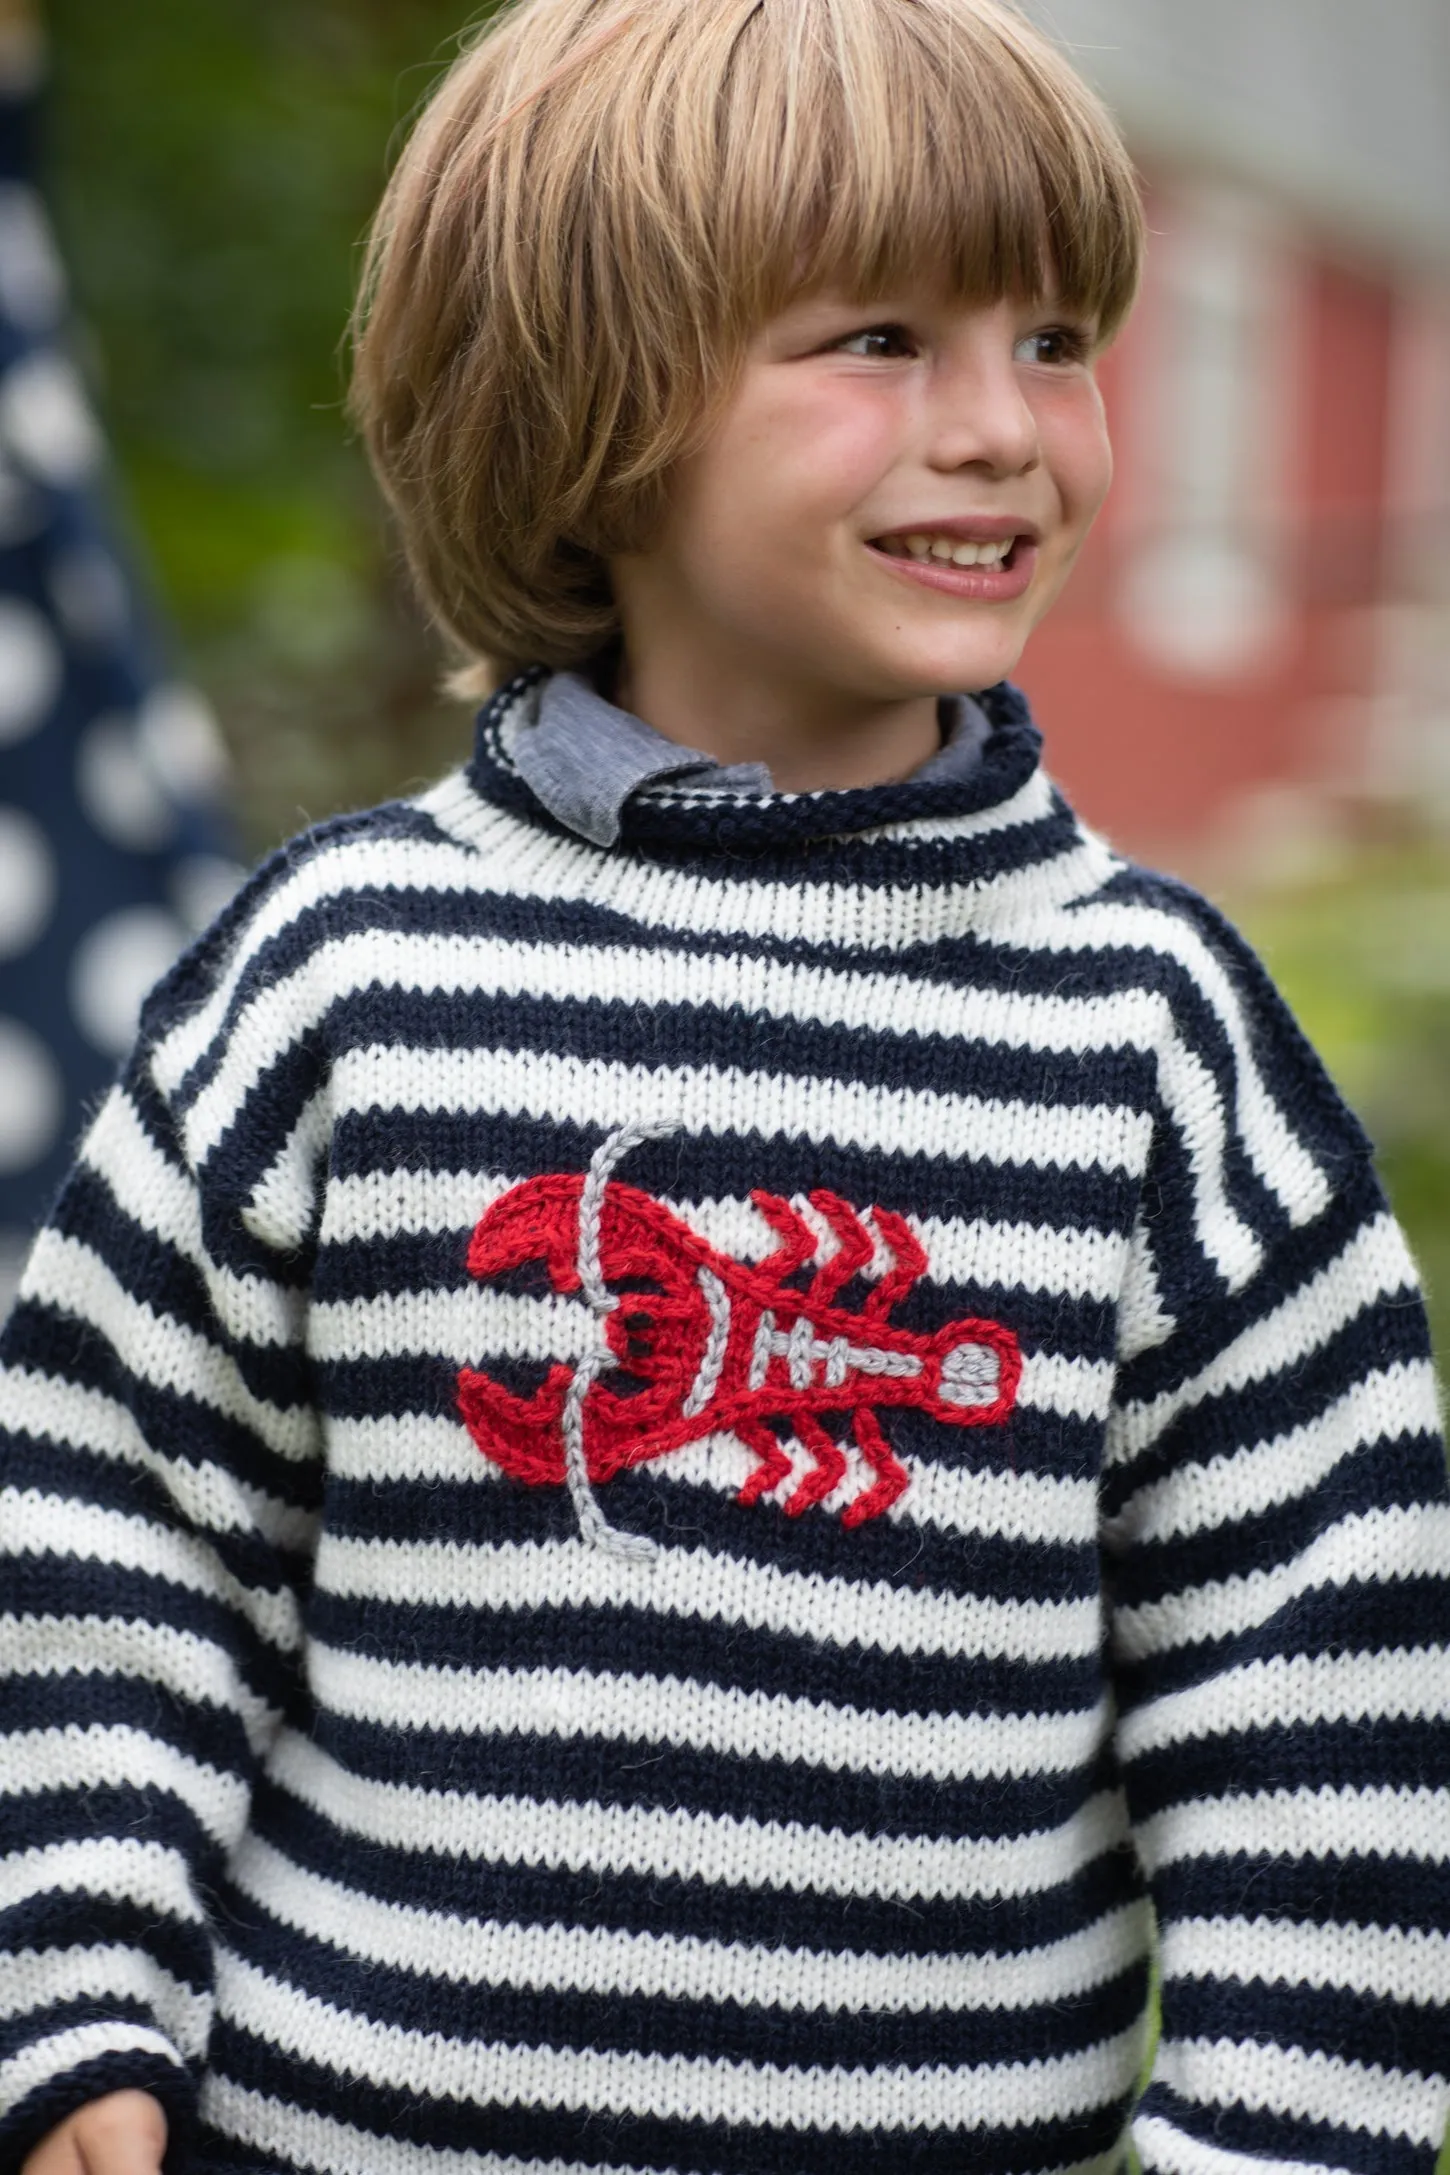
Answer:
[{"left": 928, "top": 342, "right": 1041, "bottom": 478}]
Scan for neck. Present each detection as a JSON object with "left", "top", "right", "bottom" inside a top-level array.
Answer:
[{"left": 611, "top": 646, "right": 944, "bottom": 794}]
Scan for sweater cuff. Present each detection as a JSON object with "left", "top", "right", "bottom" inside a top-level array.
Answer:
[{"left": 0, "top": 2036, "right": 194, "bottom": 2175}]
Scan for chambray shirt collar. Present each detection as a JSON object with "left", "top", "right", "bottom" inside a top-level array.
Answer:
[{"left": 512, "top": 669, "right": 992, "bottom": 847}]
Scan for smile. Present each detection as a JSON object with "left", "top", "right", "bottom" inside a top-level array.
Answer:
[{"left": 873, "top": 532, "right": 1015, "bottom": 568}]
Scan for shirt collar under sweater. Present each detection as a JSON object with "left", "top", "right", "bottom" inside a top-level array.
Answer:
[
  {"left": 472, "top": 668, "right": 1045, "bottom": 860},
  {"left": 511, "top": 671, "right": 994, "bottom": 848}
]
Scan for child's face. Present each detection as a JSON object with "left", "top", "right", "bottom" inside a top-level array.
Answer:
[{"left": 611, "top": 281, "right": 1112, "bottom": 738}]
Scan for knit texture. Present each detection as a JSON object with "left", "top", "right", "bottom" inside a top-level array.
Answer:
[{"left": 2, "top": 668, "right": 1448, "bottom": 2175}]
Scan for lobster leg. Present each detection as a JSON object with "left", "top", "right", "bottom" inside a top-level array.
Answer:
[
  {"left": 785, "top": 1412, "right": 847, "bottom": 1517},
  {"left": 735, "top": 1418, "right": 794, "bottom": 1508},
  {"left": 841, "top": 1405, "right": 910, "bottom": 1527}
]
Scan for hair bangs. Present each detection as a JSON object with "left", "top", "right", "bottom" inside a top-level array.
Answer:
[{"left": 719, "top": 0, "right": 1141, "bottom": 340}]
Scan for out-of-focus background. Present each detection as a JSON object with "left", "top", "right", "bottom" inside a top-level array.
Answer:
[{"left": 1, "top": 0, "right": 1447, "bottom": 1366}]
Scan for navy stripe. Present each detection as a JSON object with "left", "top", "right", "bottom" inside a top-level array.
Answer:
[
  {"left": 208, "top": 2018, "right": 1133, "bottom": 2175},
  {"left": 317, "top": 1470, "right": 1099, "bottom": 1602},
  {"left": 312, "top": 1707, "right": 1114, "bottom": 1842}
]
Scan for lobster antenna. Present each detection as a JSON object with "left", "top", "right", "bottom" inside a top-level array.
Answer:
[{"left": 562, "top": 1117, "right": 676, "bottom": 1561}]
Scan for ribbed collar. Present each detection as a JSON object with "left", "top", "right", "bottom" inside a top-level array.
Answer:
[
  {"left": 511, "top": 669, "right": 994, "bottom": 848},
  {"left": 469, "top": 669, "right": 1045, "bottom": 860}
]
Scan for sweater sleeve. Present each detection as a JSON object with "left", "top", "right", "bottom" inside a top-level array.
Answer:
[
  {"left": 0, "top": 874, "right": 326, "bottom": 2169},
  {"left": 1101, "top": 900, "right": 1450, "bottom": 2175}
]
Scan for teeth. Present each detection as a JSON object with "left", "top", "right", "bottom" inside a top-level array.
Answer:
[{"left": 888, "top": 533, "right": 1013, "bottom": 567}]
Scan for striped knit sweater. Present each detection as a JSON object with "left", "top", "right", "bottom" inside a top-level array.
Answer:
[{"left": 2, "top": 668, "right": 1448, "bottom": 2175}]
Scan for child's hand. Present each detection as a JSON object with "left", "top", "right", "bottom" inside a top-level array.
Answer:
[{"left": 22, "top": 2092, "right": 167, "bottom": 2175}]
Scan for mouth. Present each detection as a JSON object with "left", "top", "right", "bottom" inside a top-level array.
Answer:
[
  {"left": 865, "top": 525, "right": 1039, "bottom": 598},
  {"left": 872, "top": 530, "right": 1019, "bottom": 570}
]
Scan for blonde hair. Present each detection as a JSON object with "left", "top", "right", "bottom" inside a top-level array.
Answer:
[{"left": 350, "top": 0, "right": 1143, "bottom": 691}]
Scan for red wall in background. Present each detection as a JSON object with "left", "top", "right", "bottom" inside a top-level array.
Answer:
[{"left": 1014, "top": 221, "right": 1398, "bottom": 873}]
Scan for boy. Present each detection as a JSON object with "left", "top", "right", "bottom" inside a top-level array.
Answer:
[{"left": 2, "top": 1, "right": 1448, "bottom": 2171}]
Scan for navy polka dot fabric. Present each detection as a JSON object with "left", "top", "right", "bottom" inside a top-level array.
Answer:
[{"left": 0, "top": 52, "right": 239, "bottom": 1309}]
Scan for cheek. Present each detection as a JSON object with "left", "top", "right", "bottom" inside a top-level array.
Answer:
[
  {"left": 1047, "top": 390, "right": 1113, "bottom": 523},
  {"left": 711, "top": 392, "right": 900, "bottom": 541}
]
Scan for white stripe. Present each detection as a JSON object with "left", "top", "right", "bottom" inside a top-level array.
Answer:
[
  {"left": 80, "top": 1084, "right": 301, "bottom": 1351},
  {"left": 1156, "top": 2033, "right": 1445, "bottom": 2145},
  {"left": 0, "top": 2022, "right": 184, "bottom": 2119},
  {"left": 2, "top": 1490, "right": 303, "bottom": 1652},
  {"left": 0, "top": 1943, "right": 210, "bottom": 2055},
  {"left": 1134, "top": 1786, "right": 1450, "bottom": 1874},
  {"left": 1118, "top": 1647, "right": 1450, "bottom": 1764},
  {"left": 192, "top": 1039, "right": 1149, "bottom": 1180},
  {"left": 1, "top": 1614, "right": 282, "bottom": 1754},
  {"left": 235, "top": 1834, "right": 1151, "bottom": 2015},
  {"left": 1107, "top": 1363, "right": 1442, "bottom": 1545},
  {"left": 1149, "top": 1027, "right": 1262, "bottom": 1290},
  {"left": 213, "top": 1947, "right": 1145, "bottom": 2133},
  {"left": 0, "top": 1366, "right": 316, "bottom": 1552},
  {"left": 0, "top": 1724, "right": 247, "bottom": 1844},
  {"left": 322, "top": 1168, "right": 1131, "bottom": 1304},
  {"left": 269, "top": 1731, "right": 1131, "bottom": 1904},
  {"left": 1108, "top": 1216, "right": 1421, "bottom": 1464},
  {"left": 1160, "top": 1913, "right": 1450, "bottom": 2009},
  {"left": 308, "top": 1641, "right": 1109, "bottom": 1785},
  {"left": 20, "top": 1230, "right": 318, "bottom": 1464},
  {"left": 884, "top": 1452, "right": 1098, "bottom": 1545},
  {"left": 204, "top": 2078, "right": 1127, "bottom": 2175},
  {"left": 1031, "top": 897, "right": 1332, "bottom": 1229},
  {"left": 314, "top": 1533, "right": 1100, "bottom": 1665},
  {"left": 1131, "top": 2109, "right": 1348, "bottom": 2175},
  {"left": 1114, "top": 1503, "right": 1450, "bottom": 1659},
  {"left": 1020, "top": 1351, "right": 1116, "bottom": 1420},
  {"left": 243, "top": 1082, "right": 332, "bottom": 1256},
  {"left": 0, "top": 1836, "right": 204, "bottom": 1922}
]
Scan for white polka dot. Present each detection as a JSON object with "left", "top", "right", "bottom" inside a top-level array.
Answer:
[
  {"left": 0, "top": 351, "right": 102, "bottom": 485},
  {"left": 0, "top": 597, "right": 60, "bottom": 743},
  {"left": 138, "top": 685, "right": 229, "bottom": 803},
  {"left": 0, "top": 182, "right": 64, "bottom": 331},
  {"left": 0, "top": 804, "right": 54, "bottom": 956},
  {"left": 171, "top": 853, "right": 244, "bottom": 935},
  {"left": 70, "top": 906, "right": 186, "bottom": 1058},
  {"left": 0, "top": 1014, "right": 62, "bottom": 1171},
  {"left": 76, "top": 711, "right": 176, "bottom": 852}
]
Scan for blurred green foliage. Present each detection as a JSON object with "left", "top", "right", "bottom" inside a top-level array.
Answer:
[
  {"left": 44, "top": 0, "right": 490, "bottom": 848},
  {"left": 1236, "top": 839, "right": 1450, "bottom": 1374}
]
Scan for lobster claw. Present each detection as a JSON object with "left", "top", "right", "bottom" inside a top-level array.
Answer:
[
  {"left": 466, "top": 1174, "right": 587, "bottom": 1292},
  {"left": 457, "top": 1363, "right": 570, "bottom": 1484}
]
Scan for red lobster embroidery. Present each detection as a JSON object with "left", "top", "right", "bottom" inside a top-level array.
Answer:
[{"left": 457, "top": 1123, "right": 1021, "bottom": 1547}]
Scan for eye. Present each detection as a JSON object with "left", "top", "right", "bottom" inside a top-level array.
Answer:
[
  {"left": 832, "top": 323, "right": 917, "bottom": 360},
  {"left": 1014, "top": 324, "right": 1093, "bottom": 367}
]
